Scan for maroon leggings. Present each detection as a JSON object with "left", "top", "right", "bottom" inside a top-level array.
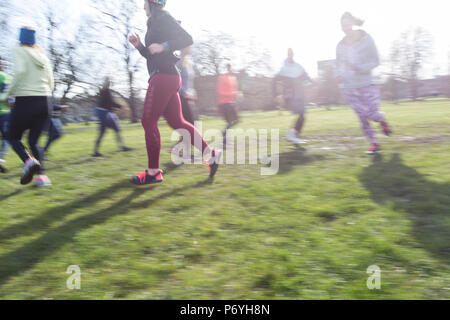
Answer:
[{"left": 142, "top": 74, "right": 209, "bottom": 169}]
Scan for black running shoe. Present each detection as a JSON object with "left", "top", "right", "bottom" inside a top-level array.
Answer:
[
  {"left": 208, "top": 150, "right": 223, "bottom": 179},
  {"left": 92, "top": 152, "right": 104, "bottom": 157}
]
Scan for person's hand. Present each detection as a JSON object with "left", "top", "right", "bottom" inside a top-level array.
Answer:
[
  {"left": 186, "top": 94, "right": 197, "bottom": 101},
  {"left": 129, "top": 33, "right": 141, "bottom": 48},
  {"left": 148, "top": 43, "right": 164, "bottom": 55}
]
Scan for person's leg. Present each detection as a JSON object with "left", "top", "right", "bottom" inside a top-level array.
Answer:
[
  {"left": 362, "top": 86, "right": 385, "bottom": 123},
  {"left": 28, "top": 98, "right": 49, "bottom": 174},
  {"left": 7, "top": 101, "right": 31, "bottom": 163},
  {"left": 344, "top": 88, "right": 377, "bottom": 145},
  {"left": 0, "top": 114, "right": 10, "bottom": 158},
  {"left": 44, "top": 120, "right": 59, "bottom": 152},
  {"left": 227, "top": 103, "right": 239, "bottom": 129},
  {"left": 294, "top": 113, "right": 304, "bottom": 133},
  {"left": 362, "top": 85, "right": 392, "bottom": 136},
  {"left": 180, "top": 95, "right": 195, "bottom": 126},
  {"left": 94, "top": 123, "right": 106, "bottom": 154},
  {"left": 141, "top": 75, "right": 179, "bottom": 171},
  {"left": 164, "top": 92, "right": 210, "bottom": 156}
]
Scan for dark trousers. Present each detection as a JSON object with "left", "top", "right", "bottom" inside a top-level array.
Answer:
[
  {"left": 44, "top": 118, "right": 63, "bottom": 152},
  {"left": 0, "top": 113, "right": 10, "bottom": 157},
  {"left": 94, "top": 108, "right": 123, "bottom": 153},
  {"left": 180, "top": 95, "right": 197, "bottom": 126},
  {"left": 7, "top": 96, "right": 50, "bottom": 173}
]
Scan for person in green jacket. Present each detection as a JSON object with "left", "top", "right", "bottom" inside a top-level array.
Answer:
[
  {"left": 0, "top": 56, "right": 11, "bottom": 173},
  {"left": 3, "top": 27, "right": 54, "bottom": 186}
]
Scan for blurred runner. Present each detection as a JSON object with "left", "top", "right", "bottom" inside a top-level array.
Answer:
[
  {"left": 217, "top": 63, "right": 239, "bottom": 146},
  {"left": 4, "top": 27, "right": 53, "bottom": 186},
  {"left": 336, "top": 12, "right": 392, "bottom": 154},
  {"left": 128, "top": 0, "right": 222, "bottom": 185},
  {"left": 273, "top": 48, "right": 313, "bottom": 145},
  {"left": 92, "top": 77, "right": 133, "bottom": 157},
  {"left": 41, "top": 98, "right": 69, "bottom": 159},
  {"left": 177, "top": 45, "right": 198, "bottom": 126}
]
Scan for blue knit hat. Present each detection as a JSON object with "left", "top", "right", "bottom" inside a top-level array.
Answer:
[{"left": 19, "top": 27, "right": 36, "bottom": 45}]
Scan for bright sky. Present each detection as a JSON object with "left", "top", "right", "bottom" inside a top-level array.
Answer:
[
  {"left": 5, "top": 0, "right": 450, "bottom": 79},
  {"left": 164, "top": 0, "right": 450, "bottom": 77}
]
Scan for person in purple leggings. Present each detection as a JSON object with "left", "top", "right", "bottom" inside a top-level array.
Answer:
[{"left": 336, "top": 12, "right": 393, "bottom": 154}]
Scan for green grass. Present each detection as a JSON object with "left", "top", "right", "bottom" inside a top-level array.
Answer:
[{"left": 0, "top": 100, "right": 449, "bottom": 299}]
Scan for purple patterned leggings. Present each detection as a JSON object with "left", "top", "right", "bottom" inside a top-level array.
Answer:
[{"left": 343, "top": 85, "right": 386, "bottom": 144}]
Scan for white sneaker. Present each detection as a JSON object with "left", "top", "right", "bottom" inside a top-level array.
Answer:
[
  {"left": 35, "top": 175, "right": 52, "bottom": 187},
  {"left": 286, "top": 129, "right": 305, "bottom": 145},
  {"left": 21, "top": 158, "right": 41, "bottom": 185},
  {"left": 0, "top": 159, "right": 6, "bottom": 173}
]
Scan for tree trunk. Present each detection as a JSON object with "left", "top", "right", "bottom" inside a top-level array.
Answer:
[{"left": 128, "top": 71, "right": 138, "bottom": 123}]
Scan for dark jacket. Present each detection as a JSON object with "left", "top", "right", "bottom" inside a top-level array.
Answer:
[
  {"left": 98, "top": 88, "right": 121, "bottom": 112},
  {"left": 137, "top": 10, "right": 193, "bottom": 79}
]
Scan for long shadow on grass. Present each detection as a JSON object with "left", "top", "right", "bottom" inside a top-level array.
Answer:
[
  {"left": 277, "top": 149, "right": 327, "bottom": 175},
  {"left": 359, "top": 154, "right": 450, "bottom": 262},
  {"left": 0, "top": 161, "right": 185, "bottom": 242},
  {"left": 0, "top": 177, "right": 212, "bottom": 287},
  {"left": 0, "top": 190, "right": 23, "bottom": 202}
]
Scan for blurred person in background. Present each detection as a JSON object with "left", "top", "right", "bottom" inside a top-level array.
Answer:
[
  {"left": 128, "top": 0, "right": 222, "bottom": 185},
  {"left": 336, "top": 12, "right": 392, "bottom": 155},
  {"left": 172, "top": 44, "right": 199, "bottom": 162},
  {"left": 4, "top": 27, "right": 53, "bottom": 186},
  {"left": 41, "top": 97, "right": 69, "bottom": 159},
  {"left": 217, "top": 63, "right": 239, "bottom": 147},
  {"left": 177, "top": 45, "right": 198, "bottom": 126},
  {"left": 92, "top": 77, "right": 133, "bottom": 157},
  {"left": 273, "top": 48, "right": 313, "bottom": 145},
  {"left": 0, "top": 56, "right": 11, "bottom": 173}
]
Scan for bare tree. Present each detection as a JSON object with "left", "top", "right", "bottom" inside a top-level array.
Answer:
[
  {"left": 92, "top": 0, "right": 145, "bottom": 123},
  {"left": 193, "top": 31, "right": 236, "bottom": 76},
  {"left": 391, "top": 27, "right": 433, "bottom": 100}
]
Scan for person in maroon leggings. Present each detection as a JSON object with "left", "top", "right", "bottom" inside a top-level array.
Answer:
[{"left": 129, "top": 0, "right": 221, "bottom": 184}]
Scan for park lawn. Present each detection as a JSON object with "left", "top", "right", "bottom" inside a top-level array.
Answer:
[{"left": 0, "top": 100, "right": 449, "bottom": 299}]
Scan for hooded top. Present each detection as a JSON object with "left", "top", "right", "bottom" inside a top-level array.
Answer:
[
  {"left": 336, "top": 31, "right": 380, "bottom": 89},
  {"left": 6, "top": 45, "right": 54, "bottom": 97},
  {"left": 273, "top": 60, "right": 310, "bottom": 103},
  {"left": 137, "top": 10, "right": 193, "bottom": 79}
]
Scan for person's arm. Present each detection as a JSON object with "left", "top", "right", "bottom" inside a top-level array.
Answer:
[
  {"left": 129, "top": 33, "right": 150, "bottom": 59},
  {"left": 352, "top": 35, "right": 380, "bottom": 73},
  {"left": 161, "top": 13, "right": 193, "bottom": 52},
  {"left": 6, "top": 48, "right": 26, "bottom": 98},
  {"left": 148, "top": 13, "right": 194, "bottom": 55},
  {"left": 137, "top": 41, "right": 151, "bottom": 59}
]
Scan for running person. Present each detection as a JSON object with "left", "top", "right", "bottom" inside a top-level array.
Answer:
[
  {"left": 92, "top": 77, "right": 133, "bottom": 157},
  {"left": 4, "top": 27, "right": 53, "bottom": 186},
  {"left": 273, "top": 48, "right": 313, "bottom": 145},
  {"left": 177, "top": 45, "right": 198, "bottom": 126},
  {"left": 336, "top": 12, "right": 392, "bottom": 154},
  {"left": 217, "top": 63, "right": 239, "bottom": 146},
  {"left": 42, "top": 98, "right": 68, "bottom": 158},
  {"left": 0, "top": 56, "right": 11, "bottom": 173},
  {"left": 128, "top": 0, "right": 221, "bottom": 184}
]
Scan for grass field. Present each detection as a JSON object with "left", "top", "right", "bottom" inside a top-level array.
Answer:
[{"left": 0, "top": 100, "right": 449, "bottom": 299}]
